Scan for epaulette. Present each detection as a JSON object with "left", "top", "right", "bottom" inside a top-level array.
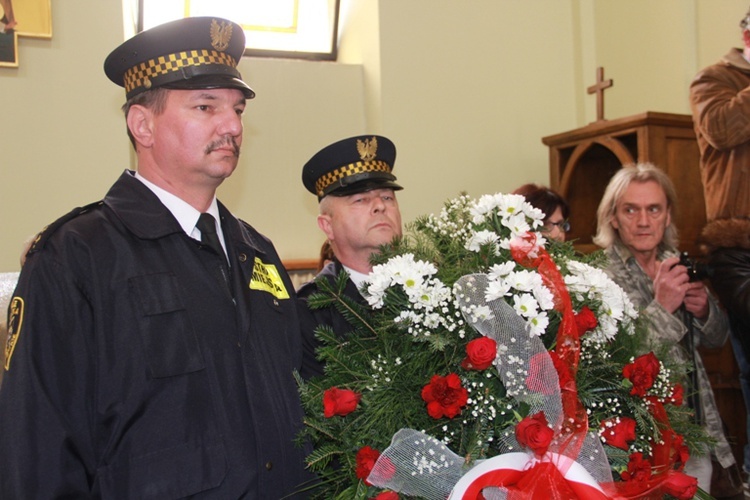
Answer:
[{"left": 25, "top": 201, "right": 105, "bottom": 257}]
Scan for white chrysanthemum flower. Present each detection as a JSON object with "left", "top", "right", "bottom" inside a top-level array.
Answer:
[
  {"left": 502, "top": 212, "right": 531, "bottom": 238},
  {"left": 427, "top": 280, "right": 453, "bottom": 306},
  {"left": 465, "top": 230, "right": 500, "bottom": 253},
  {"left": 506, "top": 269, "right": 542, "bottom": 292},
  {"left": 528, "top": 312, "right": 549, "bottom": 337},
  {"left": 523, "top": 205, "right": 546, "bottom": 228},
  {"left": 469, "top": 194, "right": 502, "bottom": 224},
  {"left": 563, "top": 260, "right": 638, "bottom": 342},
  {"left": 365, "top": 253, "right": 439, "bottom": 310},
  {"left": 409, "top": 287, "right": 437, "bottom": 310},
  {"left": 485, "top": 278, "right": 512, "bottom": 302},
  {"left": 395, "top": 269, "right": 427, "bottom": 294},
  {"left": 397, "top": 255, "right": 438, "bottom": 281},
  {"left": 513, "top": 293, "right": 539, "bottom": 318},
  {"left": 532, "top": 282, "right": 556, "bottom": 311},
  {"left": 496, "top": 194, "right": 527, "bottom": 219},
  {"left": 365, "top": 271, "right": 392, "bottom": 308},
  {"left": 488, "top": 261, "right": 516, "bottom": 280},
  {"left": 363, "top": 253, "right": 467, "bottom": 339}
]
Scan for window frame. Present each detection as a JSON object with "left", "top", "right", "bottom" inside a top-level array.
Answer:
[{"left": 136, "top": 0, "right": 340, "bottom": 61}]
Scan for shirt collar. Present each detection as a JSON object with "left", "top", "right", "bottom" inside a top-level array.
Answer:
[
  {"left": 343, "top": 265, "right": 370, "bottom": 289},
  {"left": 610, "top": 239, "right": 677, "bottom": 266},
  {"left": 134, "top": 171, "right": 221, "bottom": 239},
  {"left": 610, "top": 240, "right": 633, "bottom": 265}
]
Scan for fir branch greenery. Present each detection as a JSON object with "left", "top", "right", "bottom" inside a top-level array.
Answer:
[{"left": 297, "top": 192, "right": 710, "bottom": 498}]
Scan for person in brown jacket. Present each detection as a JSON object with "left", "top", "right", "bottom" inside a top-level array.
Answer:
[{"left": 689, "top": 5, "right": 750, "bottom": 490}]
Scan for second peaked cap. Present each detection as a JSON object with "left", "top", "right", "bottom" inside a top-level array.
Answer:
[{"left": 303, "top": 135, "right": 402, "bottom": 201}]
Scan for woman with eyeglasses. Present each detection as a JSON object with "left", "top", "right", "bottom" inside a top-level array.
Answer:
[{"left": 513, "top": 183, "right": 570, "bottom": 242}]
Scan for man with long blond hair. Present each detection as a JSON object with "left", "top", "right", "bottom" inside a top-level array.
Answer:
[{"left": 595, "top": 163, "right": 736, "bottom": 494}]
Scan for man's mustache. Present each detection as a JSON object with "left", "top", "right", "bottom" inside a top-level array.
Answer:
[{"left": 205, "top": 137, "right": 240, "bottom": 157}]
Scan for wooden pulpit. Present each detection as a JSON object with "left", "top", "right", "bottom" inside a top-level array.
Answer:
[
  {"left": 542, "top": 111, "right": 746, "bottom": 466},
  {"left": 542, "top": 111, "right": 706, "bottom": 257}
]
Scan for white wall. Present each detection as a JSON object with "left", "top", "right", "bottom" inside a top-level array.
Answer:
[
  {"left": 1, "top": 0, "right": 127, "bottom": 270},
  {"left": 376, "top": 1, "right": 580, "bottom": 224}
]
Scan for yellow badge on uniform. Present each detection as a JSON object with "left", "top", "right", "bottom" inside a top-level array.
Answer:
[
  {"left": 5, "top": 297, "right": 24, "bottom": 370},
  {"left": 249, "top": 258, "right": 290, "bottom": 300}
]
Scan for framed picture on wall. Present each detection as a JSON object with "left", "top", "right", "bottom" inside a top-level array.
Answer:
[
  {"left": 15, "top": 0, "right": 52, "bottom": 39},
  {"left": 0, "top": 29, "right": 18, "bottom": 68}
]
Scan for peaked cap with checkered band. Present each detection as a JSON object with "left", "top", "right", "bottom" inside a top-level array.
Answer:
[
  {"left": 303, "top": 135, "right": 402, "bottom": 201},
  {"left": 104, "top": 17, "right": 254, "bottom": 100}
]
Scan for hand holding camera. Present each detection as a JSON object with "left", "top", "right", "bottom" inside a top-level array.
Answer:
[
  {"left": 677, "top": 253, "right": 711, "bottom": 319},
  {"left": 653, "top": 255, "right": 710, "bottom": 319},
  {"left": 679, "top": 252, "right": 713, "bottom": 282}
]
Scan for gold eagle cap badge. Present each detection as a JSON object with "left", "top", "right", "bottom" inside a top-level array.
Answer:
[
  {"left": 210, "top": 19, "right": 233, "bottom": 52},
  {"left": 357, "top": 136, "right": 378, "bottom": 161}
]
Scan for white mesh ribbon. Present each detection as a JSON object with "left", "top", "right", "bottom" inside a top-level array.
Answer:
[
  {"left": 367, "top": 428, "right": 465, "bottom": 499},
  {"left": 367, "top": 273, "right": 614, "bottom": 498},
  {"left": 455, "top": 274, "right": 563, "bottom": 438}
]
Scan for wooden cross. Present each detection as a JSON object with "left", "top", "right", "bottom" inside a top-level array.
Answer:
[{"left": 587, "top": 66, "right": 613, "bottom": 121}]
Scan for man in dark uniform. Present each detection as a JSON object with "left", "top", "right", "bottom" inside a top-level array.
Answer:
[
  {"left": 0, "top": 17, "right": 313, "bottom": 498},
  {"left": 298, "top": 135, "right": 403, "bottom": 379}
]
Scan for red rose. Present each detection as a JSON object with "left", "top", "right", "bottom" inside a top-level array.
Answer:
[
  {"left": 662, "top": 472, "right": 698, "bottom": 499},
  {"left": 622, "top": 352, "right": 660, "bottom": 397},
  {"left": 515, "top": 411, "right": 554, "bottom": 456},
  {"left": 355, "top": 446, "right": 381, "bottom": 486},
  {"left": 574, "top": 306, "right": 598, "bottom": 336},
  {"left": 667, "top": 383, "right": 684, "bottom": 406},
  {"left": 599, "top": 416, "right": 636, "bottom": 450},
  {"left": 371, "top": 492, "right": 399, "bottom": 500},
  {"left": 620, "top": 452, "right": 652, "bottom": 483},
  {"left": 323, "top": 387, "right": 361, "bottom": 418},
  {"left": 461, "top": 337, "right": 497, "bottom": 371},
  {"left": 526, "top": 351, "right": 573, "bottom": 394},
  {"left": 421, "top": 373, "right": 468, "bottom": 419}
]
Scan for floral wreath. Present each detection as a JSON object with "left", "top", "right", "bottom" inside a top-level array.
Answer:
[{"left": 298, "top": 193, "right": 709, "bottom": 499}]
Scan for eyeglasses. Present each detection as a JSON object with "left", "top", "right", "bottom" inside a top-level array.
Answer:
[{"left": 542, "top": 220, "right": 570, "bottom": 233}]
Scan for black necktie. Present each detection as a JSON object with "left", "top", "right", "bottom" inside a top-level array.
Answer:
[
  {"left": 196, "top": 213, "right": 230, "bottom": 288},
  {"left": 196, "top": 213, "right": 224, "bottom": 258}
]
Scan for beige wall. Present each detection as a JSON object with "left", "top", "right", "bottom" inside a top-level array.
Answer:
[{"left": 0, "top": 0, "right": 747, "bottom": 272}]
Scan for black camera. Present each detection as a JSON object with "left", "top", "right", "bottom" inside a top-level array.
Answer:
[{"left": 679, "top": 252, "right": 713, "bottom": 282}]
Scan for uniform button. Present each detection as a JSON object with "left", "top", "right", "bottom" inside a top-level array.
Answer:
[
  {"left": 239, "top": 253, "right": 247, "bottom": 262},
  {"left": 265, "top": 461, "right": 273, "bottom": 471},
  {"left": 273, "top": 299, "right": 279, "bottom": 307}
]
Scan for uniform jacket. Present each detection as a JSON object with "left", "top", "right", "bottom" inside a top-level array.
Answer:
[
  {"left": 604, "top": 242, "right": 735, "bottom": 469},
  {"left": 0, "top": 171, "right": 313, "bottom": 499},
  {"left": 297, "top": 261, "right": 365, "bottom": 380},
  {"left": 689, "top": 47, "right": 750, "bottom": 222}
]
